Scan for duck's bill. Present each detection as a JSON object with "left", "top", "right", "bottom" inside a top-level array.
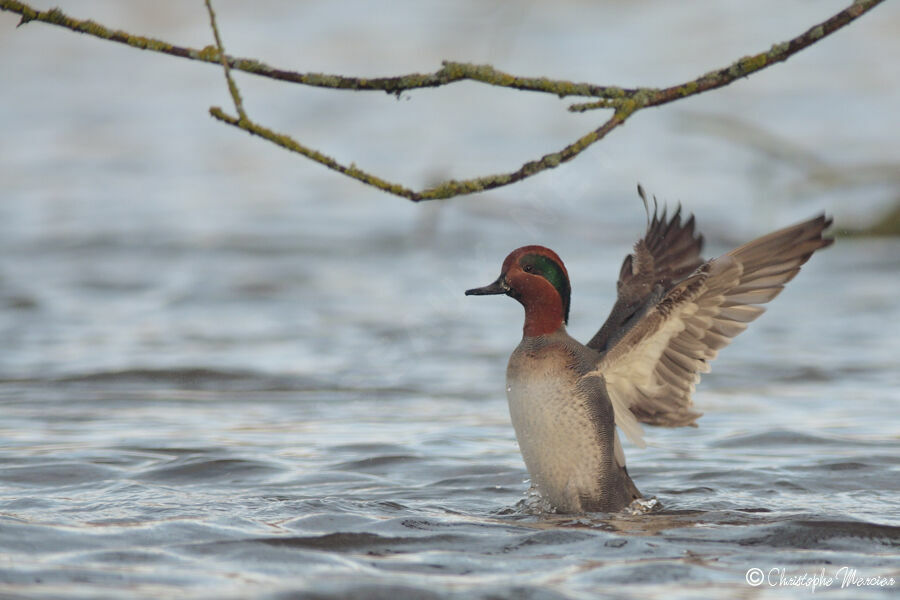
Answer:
[{"left": 465, "top": 276, "right": 509, "bottom": 296}]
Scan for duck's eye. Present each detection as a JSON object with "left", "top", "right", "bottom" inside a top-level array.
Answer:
[{"left": 523, "top": 264, "right": 534, "bottom": 273}]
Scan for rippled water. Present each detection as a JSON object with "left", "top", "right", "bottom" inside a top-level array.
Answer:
[{"left": 2, "top": 1, "right": 899, "bottom": 598}]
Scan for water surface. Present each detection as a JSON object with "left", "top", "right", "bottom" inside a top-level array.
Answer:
[{"left": 1, "top": 1, "right": 899, "bottom": 598}]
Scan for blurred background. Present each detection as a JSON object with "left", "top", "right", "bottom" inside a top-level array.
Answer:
[
  {"left": 1, "top": 0, "right": 897, "bottom": 381},
  {"left": 1, "top": 1, "right": 898, "bottom": 599}
]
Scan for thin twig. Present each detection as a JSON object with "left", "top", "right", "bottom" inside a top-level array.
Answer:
[
  {"left": 643, "top": 0, "right": 888, "bottom": 110},
  {"left": 209, "top": 107, "right": 418, "bottom": 199},
  {"left": 203, "top": 0, "right": 245, "bottom": 120}
]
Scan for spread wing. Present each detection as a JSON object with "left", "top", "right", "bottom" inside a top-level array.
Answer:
[
  {"left": 587, "top": 186, "right": 705, "bottom": 354},
  {"left": 587, "top": 215, "right": 833, "bottom": 449}
]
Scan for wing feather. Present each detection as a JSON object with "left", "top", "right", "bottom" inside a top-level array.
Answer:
[
  {"left": 587, "top": 186, "right": 705, "bottom": 354},
  {"left": 585, "top": 215, "right": 833, "bottom": 445}
]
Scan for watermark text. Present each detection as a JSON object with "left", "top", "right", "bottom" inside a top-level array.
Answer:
[{"left": 745, "top": 566, "right": 895, "bottom": 592}]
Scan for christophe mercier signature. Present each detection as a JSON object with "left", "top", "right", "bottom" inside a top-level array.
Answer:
[{"left": 745, "top": 566, "right": 896, "bottom": 591}]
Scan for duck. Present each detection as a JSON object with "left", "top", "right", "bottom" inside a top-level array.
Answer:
[{"left": 465, "top": 187, "right": 833, "bottom": 513}]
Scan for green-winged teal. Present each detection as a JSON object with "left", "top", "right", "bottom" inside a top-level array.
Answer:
[{"left": 466, "top": 188, "right": 833, "bottom": 513}]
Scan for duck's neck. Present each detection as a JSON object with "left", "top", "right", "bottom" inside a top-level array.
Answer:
[{"left": 521, "top": 295, "right": 566, "bottom": 337}]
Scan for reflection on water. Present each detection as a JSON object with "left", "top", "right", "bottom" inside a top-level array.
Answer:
[{"left": 1, "top": 0, "right": 899, "bottom": 598}]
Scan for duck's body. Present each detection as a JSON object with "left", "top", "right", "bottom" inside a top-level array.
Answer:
[
  {"left": 506, "top": 330, "right": 640, "bottom": 513},
  {"left": 467, "top": 187, "right": 833, "bottom": 514}
]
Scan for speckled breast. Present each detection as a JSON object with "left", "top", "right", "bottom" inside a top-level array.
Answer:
[{"left": 505, "top": 343, "right": 607, "bottom": 513}]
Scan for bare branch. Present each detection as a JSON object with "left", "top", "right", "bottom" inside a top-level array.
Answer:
[
  {"left": 0, "top": 0, "right": 888, "bottom": 201},
  {"left": 2, "top": 1, "right": 884, "bottom": 102},
  {"left": 0, "top": 0, "right": 631, "bottom": 98},
  {"left": 209, "top": 105, "right": 628, "bottom": 201}
]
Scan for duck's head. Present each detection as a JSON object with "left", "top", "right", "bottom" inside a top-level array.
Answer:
[{"left": 465, "top": 245, "right": 571, "bottom": 337}]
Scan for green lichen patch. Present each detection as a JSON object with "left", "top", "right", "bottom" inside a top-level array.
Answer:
[
  {"left": 195, "top": 44, "right": 220, "bottom": 62},
  {"left": 728, "top": 53, "right": 768, "bottom": 78},
  {"left": 768, "top": 41, "right": 791, "bottom": 57},
  {"left": 677, "top": 81, "right": 699, "bottom": 96}
]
